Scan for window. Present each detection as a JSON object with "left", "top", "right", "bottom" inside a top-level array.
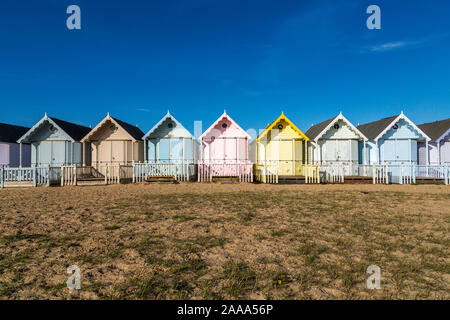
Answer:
[{"left": 222, "top": 123, "right": 228, "bottom": 128}]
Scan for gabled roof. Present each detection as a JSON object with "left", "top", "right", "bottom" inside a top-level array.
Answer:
[
  {"left": 111, "top": 117, "right": 145, "bottom": 140},
  {"left": 418, "top": 118, "right": 450, "bottom": 141},
  {"left": 143, "top": 111, "right": 193, "bottom": 140},
  {"left": 51, "top": 117, "right": 92, "bottom": 141},
  {"left": 357, "top": 112, "right": 430, "bottom": 141},
  {"left": 257, "top": 112, "right": 309, "bottom": 142},
  {"left": 82, "top": 113, "right": 144, "bottom": 142},
  {"left": 0, "top": 123, "right": 30, "bottom": 143},
  {"left": 17, "top": 114, "right": 91, "bottom": 143},
  {"left": 305, "top": 116, "right": 337, "bottom": 140},
  {"left": 305, "top": 113, "right": 367, "bottom": 141},
  {"left": 357, "top": 115, "right": 398, "bottom": 140},
  {"left": 199, "top": 111, "right": 250, "bottom": 140}
]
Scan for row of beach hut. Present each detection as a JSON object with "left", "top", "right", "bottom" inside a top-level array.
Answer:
[{"left": 0, "top": 111, "right": 449, "bottom": 187}]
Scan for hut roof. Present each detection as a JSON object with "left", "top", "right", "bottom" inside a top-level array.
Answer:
[
  {"left": 357, "top": 112, "right": 430, "bottom": 141},
  {"left": 305, "top": 116, "right": 337, "bottom": 140},
  {"left": 82, "top": 114, "right": 144, "bottom": 142},
  {"left": 257, "top": 112, "right": 309, "bottom": 142},
  {"left": 199, "top": 111, "right": 250, "bottom": 140},
  {"left": 17, "top": 114, "right": 91, "bottom": 143},
  {"left": 143, "top": 111, "right": 194, "bottom": 140},
  {"left": 0, "top": 123, "right": 30, "bottom": 143},
  {"left": 418, "top": 118, "right": 450, "bottom": 142},
  {"left": 305, "top": 113, "right": 367, "bottom": 141}
]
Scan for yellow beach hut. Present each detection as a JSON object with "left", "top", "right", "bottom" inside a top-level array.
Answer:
[{"left": 251, "top": 112, "right": 319, "bottom": 183}]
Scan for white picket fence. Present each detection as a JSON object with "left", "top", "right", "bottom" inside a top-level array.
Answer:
[
  {"left": 133, "top": 162, "right": 196, "bottom": 182},
  {"left": 372, "top": 165, "right": 390, "bottom": 184},
  {"left": 319, "top": 164, "right": 389, "bottom": 184},
  {"left": 320, "top": 164, "right": 345, "bottom": 183},
  {"left": 255, "top": 161, "right": 279, "bottom": 184},
  {"left": 198, "top": 161, "right": 253, "bottom": 182},
  {"left": 60, "top": 164, "right": 133, "bottom": 186},
  {"left": 304, "top": 164, "right": 320, "bottom": 184},
  {"left": 255, "top": 162, "right": 320, "bottom": 184},
  {"left": 319, "top": 163, "right": 449, "bottom": 185},
  {"left": 0, "top": 165, "right": 51, "bottom": 188}
]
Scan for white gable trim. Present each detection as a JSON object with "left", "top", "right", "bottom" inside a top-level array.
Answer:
[
  {"left": 199, "top": 111, "right": 251, "bottom": 140},
  {"left": 436, "top": 127, "right": 450, "bottom": 142},
  {"left": 81, "top": 113, "right": 138, "bottom": 142},
  {"left": 143, "top": 111, "right": 194, "bottom": 140},
  {"left": 314, "top": 112, "right": 368, "bottom": 142},
  {"left": 17, "top": 114, "right": 75, "bottom": 143},
  {"left": 374, "top": 112, "right": 431, "bottom": 142}
]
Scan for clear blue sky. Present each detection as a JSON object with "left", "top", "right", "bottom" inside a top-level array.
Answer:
[{"left": 1, "top": 0, "right": 449, "bottom": 137}]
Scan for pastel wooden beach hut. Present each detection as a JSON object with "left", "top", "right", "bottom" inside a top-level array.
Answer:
[
  {"left": 198, "top": 111, "right": 252, "bottom": 182},
  {"left": 357, "top": 112, "right": 430, "bottom": 165},
  {"left": 251, "top": 112, "right": 317, "bottom": 183},
  {"left": 81, "top": 113, "right": 144, "bottom": 176},
  {"left": 305, "top": 112, "right": 368, "bottom": 176},
  {"left": 135, "top": 111, "right": 199, "bottom": 181},
  {"left": 17, "top": 114, "right": 91, "bottom": 167},
  {"left": 0, "top": 123, "right": 31, "bottom": 167},
  {"left": 418, "top": 118, "right": 450, "bottom": 165}
]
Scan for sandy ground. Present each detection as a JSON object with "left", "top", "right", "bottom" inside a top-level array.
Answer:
[{"left": 0, "top": 183, "right": 449, "bottom": 299}]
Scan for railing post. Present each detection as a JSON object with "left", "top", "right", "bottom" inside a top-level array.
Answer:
[
  {"left": 132, "top": 160, "right": 135, "bottom": 183},
  {"left": 46, "top": 165, "right": 50, "bottom": 187},
  {"left": 385, "top": 165, "right": 389, "bottom": 184},
  {"left": 0, "top": 166, "right": 3, "bottom": 188},
  {"left": 372, "top": 165, "right": 376, "bottom": 184},
  {"left": 74, "top": 164, "right": 77, "bottom": 186},
  {"left": 33, "top": 165, "right": 37, "bottom": 187}
]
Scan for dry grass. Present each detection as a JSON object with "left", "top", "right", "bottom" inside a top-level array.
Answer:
[{"left": 0, "top": 183, "right": 449, "bottom": 300}]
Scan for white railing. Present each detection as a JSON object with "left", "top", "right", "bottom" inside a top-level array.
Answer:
[
  {"left": 133, "top": 162, "right": 196, "bottom": 182},
  {"left": 61, "top": 165, "right": 77, "bottom": 186},
  {"left": 415, "top": 165, "right": 447, "bottom": 179},
  {"left": 255, "top": 161, "right": 320, "bottom": 184},
  {"left": 99, "top": 164, "right": 133, "bottom": 185},
  {"left": 255, "top": 161, "right": 279, "bottom": 184},
  {"left": 320, "top": 164, "right": 345, "bottom": 183},
  {"left": 198, "top": 160, "right": 253, "bottom": 182},
  {"left": 304, "top": 164, "right": 320, "bottom": 184},
  {"left": 0, "top": 165, "right": 51, "bottom": 188},
  {"left": 372, "top": 165, "right": 389, "bottom": 184}
]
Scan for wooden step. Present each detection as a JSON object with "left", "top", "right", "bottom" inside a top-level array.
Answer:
[
  {"left": 278, "top": 176, "right": 306, "bottom": 184},
  {"left": 212, "top": 176, "right": 240, "bottom": 183},
  {"left": 145, "top": 176, "right": 177, "bottom": 184},
  {"left": 415, "top": 177, "right": 445, "bottom": 185},
  {"left": 342, "top": 176, "right": 373, "bottom": 184},
  {"left": 77, "top": 179, "right": 107, "bottom": 186}
]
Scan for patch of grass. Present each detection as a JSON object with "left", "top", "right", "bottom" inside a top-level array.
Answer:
[
  {"left": 222, "top": 261, "right": 257, "bottom": 298},
  {"left": 104, "top": 225, "right": 120, "bottom": 230}
]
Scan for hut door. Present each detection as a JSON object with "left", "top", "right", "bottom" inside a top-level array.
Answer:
[
  {"left": 336, "top": 140, "right": 349, "bottom": 161},
  {"left": 395, "top": 139, "right": 411, "bottom": 162},
  {"left": 278, "top": 140, "right": 293, "bottom": 175},
  {"left": 111, "top": 141, "right": 125, "bottom": 165},
  {"left": 38, "top": 142, "right": 52, "bottom": 165}
]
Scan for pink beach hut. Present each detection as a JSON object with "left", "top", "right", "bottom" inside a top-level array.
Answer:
[{"left": 198, "top": 111, "right": 253, "bottom": 182}]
